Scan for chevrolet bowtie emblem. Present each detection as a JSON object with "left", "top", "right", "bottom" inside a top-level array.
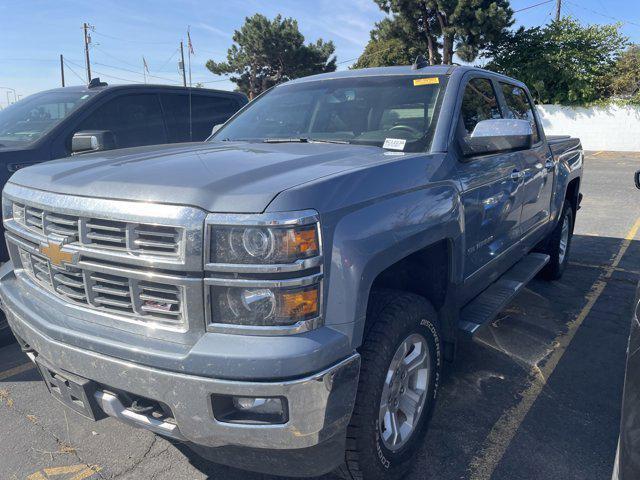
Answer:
[{"left": 40, "top": 241, "right": 76, "bottom": 267}]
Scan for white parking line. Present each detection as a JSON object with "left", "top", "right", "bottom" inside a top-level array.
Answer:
[{"left": 468, "top": 217, "right": 640, "bottom": 480}]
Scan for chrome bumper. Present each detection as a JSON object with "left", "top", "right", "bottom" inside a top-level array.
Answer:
[{"left": 2, "top": 289, "right": 360, "bottom": 452}]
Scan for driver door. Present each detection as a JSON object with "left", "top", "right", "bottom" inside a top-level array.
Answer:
[{"left": 455, "top": 76, "right": 527, "bottom": 301}]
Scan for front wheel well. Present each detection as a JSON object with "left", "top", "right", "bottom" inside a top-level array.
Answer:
[
  {"left": 366, "top": 239, "right": 450, "bottom": 321},
  {"left": 565, "top": 177, "right": 580, "bottom": 216}
]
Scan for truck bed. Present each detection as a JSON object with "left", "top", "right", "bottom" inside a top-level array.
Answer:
[{"left": 547, "top": 135, "right": 582, "bottom": 161}]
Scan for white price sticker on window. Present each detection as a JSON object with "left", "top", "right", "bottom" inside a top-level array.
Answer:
[{"left": 382, "top": 138, "right": 406, "bottom": 151}]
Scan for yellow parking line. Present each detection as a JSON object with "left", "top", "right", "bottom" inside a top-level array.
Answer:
[
  {"left": 0, "top": 361, "right": 34, "bottom": 381},
  {"left": 469, "top": 217, "right": 640, "bottom": 480},
  {"left": 589, "top": 150, "right": 605, "bottom": 157},
  {"left": 569, "top": 261, "right": 640, "bottom": 276},
  {"left": 27, "top": 464, "right": 101, "bottom": 480}
]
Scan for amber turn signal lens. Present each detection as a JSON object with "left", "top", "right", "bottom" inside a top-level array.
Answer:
[
  {"left": 279, "top": 286, "right": 319, "bottom": 319},
  {"left": 283, "top": 226, "right": 319, "bottom": 258}
]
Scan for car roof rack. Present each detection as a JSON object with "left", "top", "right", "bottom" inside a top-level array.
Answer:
[{"left": 88, "top": 77, "right": 108, "bottom": 88}]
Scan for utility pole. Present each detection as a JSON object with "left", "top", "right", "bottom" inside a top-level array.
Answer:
[
  {"left": 83, "top": 22, "right": 92, "bottom": 83},
  {"left": 60, "top": 54, "right": 65, "bottom": 87},
  {"left": 555, "top": 0, "right": 562, "bottom": 21},
  {"left": 179, "top": 41, "right": 187, "bottom": 87}
]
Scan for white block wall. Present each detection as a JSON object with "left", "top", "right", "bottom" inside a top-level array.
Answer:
[{"left": 537, "top": 104, "right": 640, "bottom": 152}]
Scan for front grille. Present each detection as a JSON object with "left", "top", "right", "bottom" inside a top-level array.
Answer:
[
  {"left": 23, "top": 205, "right": 80, "bottom": 242},
  {"left": 19, "top": 247, "right": 184, "bottom": 327},
  {"left": 13, "top": 203, "right": 182, "bottom": 256}
]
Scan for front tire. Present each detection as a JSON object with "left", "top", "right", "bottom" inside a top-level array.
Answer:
[
  {"left": 539, "top": 203, "right": 574, "bottom": 280},
  {"left": 339, "top": 291, "right": 442, "bottom": 480}
]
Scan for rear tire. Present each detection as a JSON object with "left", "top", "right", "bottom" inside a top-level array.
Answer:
[
  {"left": 338, "top": 290, "right": 442, "bottom": 480},
  {"left": 539, "top": 203, "right": 574, "bottom": 280}
]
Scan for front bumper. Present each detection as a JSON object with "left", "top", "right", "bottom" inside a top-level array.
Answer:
[{"left": 0, "top": 265, "right": 360, "bottom": 475}]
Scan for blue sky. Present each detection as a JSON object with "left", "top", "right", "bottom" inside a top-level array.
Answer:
[{"left": 1, "top": 0, "right": 639, "bottom": 107}]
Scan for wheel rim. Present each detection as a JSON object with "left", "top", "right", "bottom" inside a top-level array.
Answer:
[
  {"left": 379, "top": 333, "right": 431, "bottom": 451},
  {"left": 559, "top": 212, "right": 570, "bottom": 265}
]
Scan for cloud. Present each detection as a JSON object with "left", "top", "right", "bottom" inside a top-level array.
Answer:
[{"left": 196, "top": 23, "right": 230, "bottom": 38}]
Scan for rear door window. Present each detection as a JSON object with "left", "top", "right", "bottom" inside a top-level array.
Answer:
[
  {"left": 499, "top": 83, "right": 541, "bottom": 144},
  {"left": 160, "top": 94, "right": 242, "bottom": 142},
  {"left": 459, "top": 78, "right": 502, "bottom": 137},
  {"left": 190, "top": 95, "right": 241, "bottom": 140},
  {"left": 159, "top": 94, "right": 190, "bottom": 143},
  {"left": 76, "top": 93, "right": 166, "bottom": 149}
]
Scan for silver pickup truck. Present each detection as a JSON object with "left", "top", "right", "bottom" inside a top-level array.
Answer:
[{"left": 0, "top": 64, "right": 582, "bottom": 479}]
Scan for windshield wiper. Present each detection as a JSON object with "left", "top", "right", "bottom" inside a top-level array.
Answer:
[
  {"left": 263, "top": 137, "right": 350, "bottom": 145},
  {"left": 263, "top": 137, "right": 308, "bottom": 143},
  {"left": 308, "top": 138, "right": 350, "bottom": 145}
]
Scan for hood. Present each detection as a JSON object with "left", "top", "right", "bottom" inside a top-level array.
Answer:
[{"left": 8, "top": 141, "right": 387, "bottom": 213}]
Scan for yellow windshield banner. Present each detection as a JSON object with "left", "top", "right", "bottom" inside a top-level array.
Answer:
[{"left": 413, "top": 77, "right": 439, "bottom": 86}]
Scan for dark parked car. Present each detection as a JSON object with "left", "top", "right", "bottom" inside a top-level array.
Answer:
[
  {"left": 612, "top": 171, "right": 640, "bottom": 479},
  {"left": 0, "top": 82, "right": 246, "bottom": 345}
]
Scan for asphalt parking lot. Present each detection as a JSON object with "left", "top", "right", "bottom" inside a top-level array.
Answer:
[{"left": 0, "top": 151, "right": 639, "bottom": 480}]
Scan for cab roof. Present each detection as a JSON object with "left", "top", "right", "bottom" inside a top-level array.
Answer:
[
  {"left": 37, "top": 83, "right": 246, "bottom": 98},
  {"left": 285, "top": 64, "right": 518, "bottom": 86}
]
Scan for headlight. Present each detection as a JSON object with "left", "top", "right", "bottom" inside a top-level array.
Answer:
[
  {"left": 210, "top": 223, "right": 319, "bottom": 264},
  {"left": 211, "top": 283, "right": 320, "bottom": 327},
  {"left": 205, "top": 210, "right": 323, "bottom": 332}
]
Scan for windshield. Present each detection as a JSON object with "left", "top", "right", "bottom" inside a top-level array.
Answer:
[
  {"left": 0, "top": 90, "right": 96, "bottom": 147},
  {"left": 211, "top": 75, "right": 444, "bottom": 152}
]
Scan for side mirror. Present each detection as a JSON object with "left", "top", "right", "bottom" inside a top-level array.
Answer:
[
  {"left": 635, "top": 170, "right": 640, "bottom": 190},
  {"left": 71, "top": 130, "right": 116, "bottom": 155},
  {"left": 211, "top": 124, "right": 223, "bottom": 136},
  {"left": 462, "top": 119, "right": 533, "bottom": 156}
]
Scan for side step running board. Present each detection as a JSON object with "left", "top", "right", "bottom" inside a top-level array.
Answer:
[{"left": 458, "top": 252, "right": 550, "bottom": 335}]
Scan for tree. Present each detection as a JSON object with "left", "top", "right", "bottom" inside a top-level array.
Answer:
[
  {"left": 610, "top": 45, "right": 640, "bottom": 104},
  {"left": 359, "top": 0, "right": 513, "bottom": 67},
  {"left": 206, "top": 14, "right": 337, "bottom": 99},
  {"left": 353, "top": 17, "right": 435, "bottom": 69},
  {"left": 484, "top": 17, "right": 628, "bottom": 104}
]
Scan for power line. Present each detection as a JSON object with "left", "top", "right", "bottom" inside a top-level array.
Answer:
[
  {"left": 92, "top": 61, "right": 177, "bottom": 82},
  {"left": 63, "top": 60, "right": 87, "bottom": 84},
  {"left": 564, "top": 0, "right": 640, "bottom": 28},
  {"left": 513, "top": 0, "right": 554, "bottom": 14},
  {"left": 65, "top": 57, "right": 146, "bottom": 83},
  {"left": 92, "top": 45, "right": 141, "bottom": 69},
  {"left": 88, "top": 69, "right": 145, "bottom": 84},
  {"left": 155, "top": 46, "right": 180, "bottom": 73},
  {"left": 91, "top": 29, "right": 175, "bottom": 45}
]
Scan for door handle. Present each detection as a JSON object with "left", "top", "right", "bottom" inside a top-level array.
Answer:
[
  {"left": 545, "top": 160, "right": 555, "bottom": 171},
  {"left": 510, "top": 170, "right": 524, "bottom": 182}
]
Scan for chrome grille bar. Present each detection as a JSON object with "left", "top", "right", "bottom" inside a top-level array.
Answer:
[{"left": 18, "top": 247, "right": 186, "bottom": 329}]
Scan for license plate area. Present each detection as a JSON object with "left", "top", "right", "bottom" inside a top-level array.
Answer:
[{"left": 35, "top": 357, "right": 106, "bottom": 421}]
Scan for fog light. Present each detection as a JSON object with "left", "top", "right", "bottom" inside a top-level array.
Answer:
[
  {"left": 233, "top": 397, "right": 283, "bottom": 415},
  {"left": 212, "top": 395, "right": 288, "bottom": 424}
]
